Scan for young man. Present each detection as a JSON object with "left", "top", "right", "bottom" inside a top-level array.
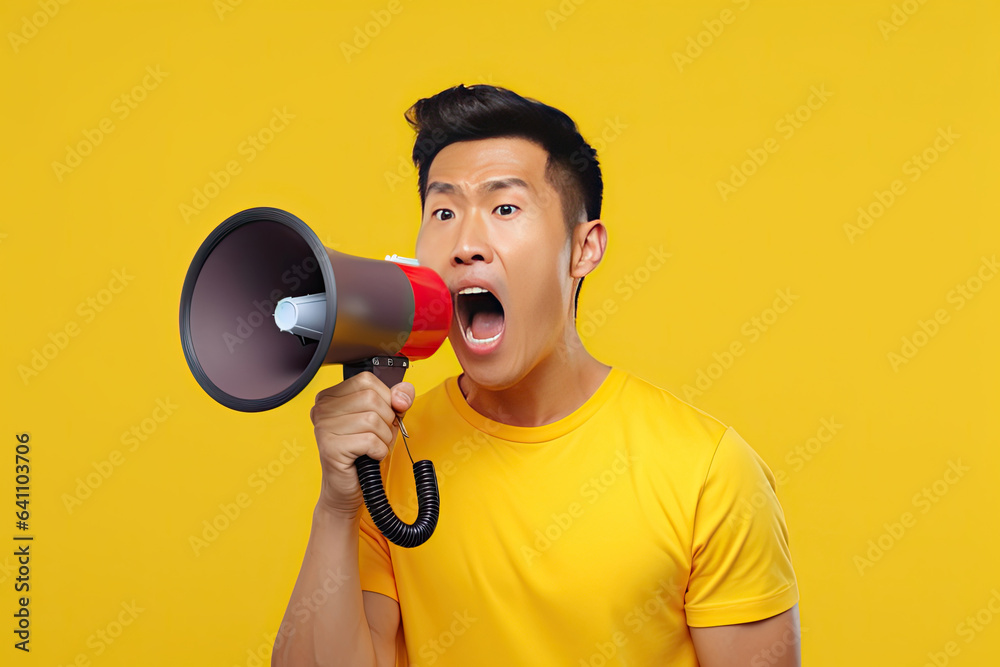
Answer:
[{"left": 272, "top": 84, "right": 800, "bottom": 666}]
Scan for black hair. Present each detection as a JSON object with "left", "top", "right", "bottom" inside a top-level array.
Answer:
[{"left": 404, "top": 84, "right": 603, "bottom": 314}]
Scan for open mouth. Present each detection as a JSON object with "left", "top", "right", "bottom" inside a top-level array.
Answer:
[{"left": 455, "top": 286, "right": 506, "bottom": 347}]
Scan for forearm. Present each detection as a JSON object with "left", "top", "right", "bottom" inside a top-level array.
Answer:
[{"left": 272, "top": 503, "right": 376, "bottom": 667}]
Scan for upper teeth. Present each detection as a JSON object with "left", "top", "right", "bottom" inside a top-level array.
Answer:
[{"left": 458, "top": 287, "right": 490, "bottom": 295}]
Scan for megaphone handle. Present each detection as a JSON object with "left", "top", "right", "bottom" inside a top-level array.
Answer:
[{"left": 343, "top": 357, "right": 440, "bottom": 549}]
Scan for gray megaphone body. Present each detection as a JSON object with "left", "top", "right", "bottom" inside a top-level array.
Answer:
[{"left": 179, "top": 207, "right": 452, "bottom": 547}]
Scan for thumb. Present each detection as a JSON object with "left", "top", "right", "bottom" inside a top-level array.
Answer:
[{"left": 390, "top": 381, "right": 415, "bottom": 417}]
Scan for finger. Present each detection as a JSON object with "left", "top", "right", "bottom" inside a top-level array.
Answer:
[
  {"left": 315, "top": 371, "right": 392, "bottom": 403},
  {"left": 320, "top": 432, "right": 390, "bottom": 463},
  {"left": 313, "top": 387, "right": 397, "bottom": 429},
  {"left": 390, "top": 381, "right": 415, "bottom": 417},
  {"left": 315, "top": 412, "right": 395, "bottom": 446}
]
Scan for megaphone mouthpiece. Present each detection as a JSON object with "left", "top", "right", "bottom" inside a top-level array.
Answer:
[{"left": 274, "top": 293, "right": 327, "bottom": 340}]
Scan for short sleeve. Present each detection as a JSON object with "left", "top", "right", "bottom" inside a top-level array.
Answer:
[
  {"left": 684, "top": 426, "right": 799, "bottom": 627},
  {"left": 359, "top": 503, "right": 399, "bottom": 602}
]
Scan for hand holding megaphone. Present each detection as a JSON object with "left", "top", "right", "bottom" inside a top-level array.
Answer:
[
  {"left": 310, "top": 373, "right": 415, "bottom": 518},
  {"left": 179, "top": 207, "right": 451, "bottom": 548}
]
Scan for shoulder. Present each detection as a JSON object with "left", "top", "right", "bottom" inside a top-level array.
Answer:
[
  {"left": 628, "top": 374, "right": 777, "bottom": 482},
  {"left": 613, "top": 369, "right": 731, "bottom": 448},
  {"left": 579, "top": 369, "right": 739, "bottom": 495}
]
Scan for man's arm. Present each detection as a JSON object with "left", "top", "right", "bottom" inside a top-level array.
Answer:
[
  {"left": 271, "top": 505, "right": 400, "bottom": 667},
  {"left": 689, "top": 604, "right": 801, "bottom": 667},
  {"left": 272, "top": 374, "right": 415, "bottom": 667}
]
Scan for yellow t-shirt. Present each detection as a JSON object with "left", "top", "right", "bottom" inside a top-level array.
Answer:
[{"left": 359, "top": 367, "right": 798, "bottom": 666}]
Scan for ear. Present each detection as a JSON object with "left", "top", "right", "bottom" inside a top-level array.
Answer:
[{"left": 570, "top": 219, "right": 607, "bottom": 279}]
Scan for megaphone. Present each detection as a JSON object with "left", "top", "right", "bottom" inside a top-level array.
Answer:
[{"left": 179, "top": 207, "right": 452, "bottom": 548}]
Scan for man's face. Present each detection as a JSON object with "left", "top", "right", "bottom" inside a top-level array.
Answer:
[{"left": 415, "top": 136, "right": 577, "bottom": 390}]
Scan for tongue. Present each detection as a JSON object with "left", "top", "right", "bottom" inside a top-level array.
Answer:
[{"left": 469, "top": 310, "right": 504, "bottom": 341}]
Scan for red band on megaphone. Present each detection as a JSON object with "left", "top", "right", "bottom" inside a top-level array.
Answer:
[{"left": 397, "top": 263, "right": 453, "bottom": 360}]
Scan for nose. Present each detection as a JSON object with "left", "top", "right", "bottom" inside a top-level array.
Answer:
[{"left": 450, "top": 214, "right": 494, "bottom": 266}]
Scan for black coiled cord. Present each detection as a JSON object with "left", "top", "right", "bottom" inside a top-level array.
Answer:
[
  {"left": 355, "top": 455, "right": 439, "bottom": 548},
  {"left": 344, "top": 356, "right": 440, "bottom": 549}
]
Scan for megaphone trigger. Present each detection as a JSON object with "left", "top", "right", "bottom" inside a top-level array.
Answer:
[
  {"left": 396, "top": 417, "right": 410, "bottom": 440},
  {"left": 395, "top": 416, "right": 414, "bottom": 465}
]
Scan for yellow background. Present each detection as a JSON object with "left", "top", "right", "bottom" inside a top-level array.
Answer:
[{"left": 2, "top": 0, "right": 998, "bottom": 664}]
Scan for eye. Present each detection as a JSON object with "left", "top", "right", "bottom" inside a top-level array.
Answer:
[
  {"left": 495, "top": 204, "right": 519, "bottom": 217},
  {"left": 432, "top": 209, "right": 455, "bottom": 221}
]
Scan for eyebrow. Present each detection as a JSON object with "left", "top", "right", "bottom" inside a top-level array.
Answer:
[{"left": 426, "top": 177, "right": 531, "bottom": 198}]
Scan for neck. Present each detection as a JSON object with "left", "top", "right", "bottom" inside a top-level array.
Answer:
[{"left": 458, "top": 329, "right": 611, "bottom": 428}]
